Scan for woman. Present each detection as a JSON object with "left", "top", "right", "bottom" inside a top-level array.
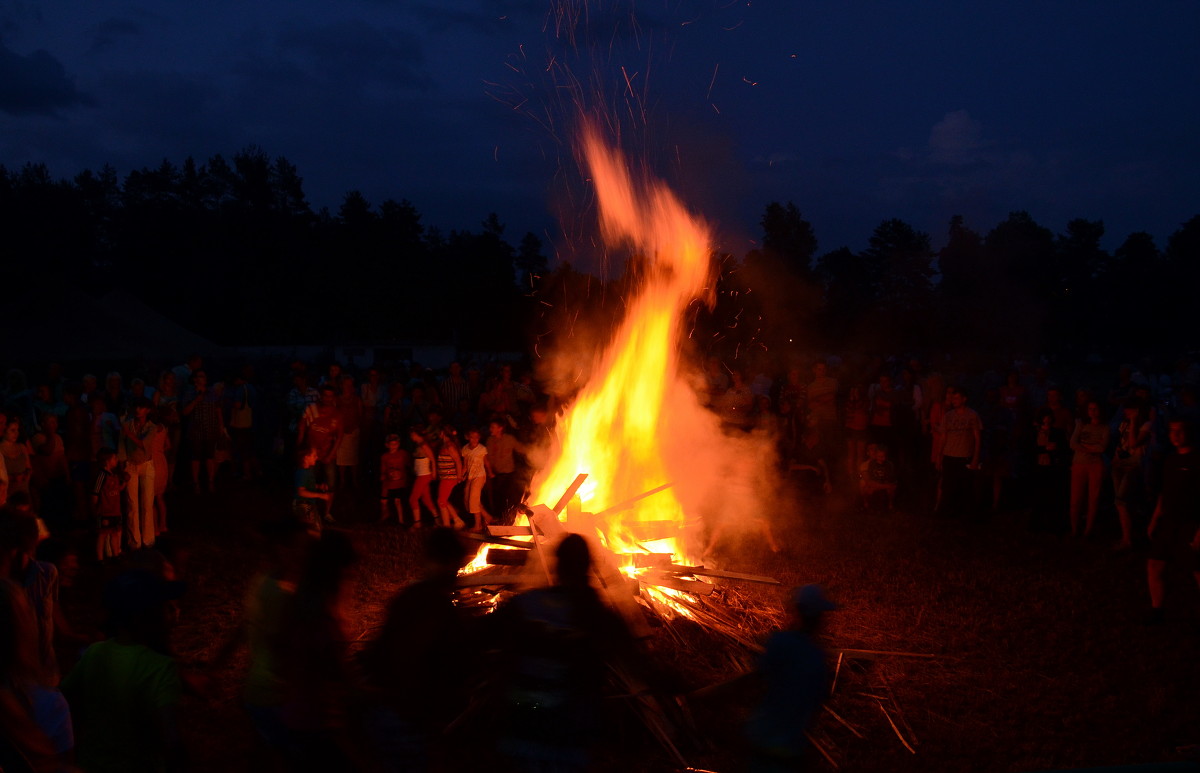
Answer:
[
  {"left": 434, "top": 429, "right": 465, "bottom": 530},
  {"left": 0, "top": 417, "right": 32, "bottom": 500},
  {"left": 843, "top": 384, "right": 870, "bottom": 483},
  {"left": 149, "top": 409, "right": 171, "bottom": 537},
  {"left": 1069, "top": 400, "right": 1110, "bottom": 538},
  {"left": 408, "top": 428, "right": 437, "bottom": 528},
  {"left": 1111, "top": 398, "right": 1151, "bottom": 550},
  {"left": 156, "top": 370, "right": 182, "bottom": 492}
]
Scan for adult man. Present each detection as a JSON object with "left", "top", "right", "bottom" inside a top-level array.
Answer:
[
  {"left": 1146, "top": 420, "right": 1200, "bottom": 624},
  {"left": 438, "top": 362, "right": 471, "bottom": 416},
  {"left": 934, "top": 386, "right": 982, "bottom": 518},
  {"left": 298, "top": 386, "right": 344, "bottom": 522},
  {"left": 486, "top": 420, "right": 524, "bottom": 522},
  {"left": 746, "top": 584, "right": 837, "bottom": 771}
]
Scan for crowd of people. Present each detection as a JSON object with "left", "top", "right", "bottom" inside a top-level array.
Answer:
[{"left": 1, "top": 348, "right": 1199, "bottom": 770}]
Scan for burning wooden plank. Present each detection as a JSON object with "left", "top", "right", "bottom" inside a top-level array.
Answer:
[
  {"left": 592, "top": 482, "right": 673, "bottom": 518},
  {"left": 551, "top": 473, "right": 589, "bottom": 514},
  {"left": 637, "top": 570, "right": 714, "bottom": 597},
  {"left": 664, "top": 565, "right": 781, "bottom": 586},
  {"left": 463, "top": 532, "right": 533, "bottom": 550},
  {"left": 484, "top": 525, "right": 533, "bottom": 537},
  {"left": 485, "top": 549, "right": 528, "bottom": 566}
]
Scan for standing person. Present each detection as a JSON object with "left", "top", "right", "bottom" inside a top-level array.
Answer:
[
  {"left": 228, "top": 369, "right": 259, "bottom": 482},
  {"left": 61, "top": 569, "right": 185, "bottom": 773},
  {"left": 1069, "top": 400, "right": 1110, "bottom": 538},
  {"left": 1028, "top": 410, "right": 1070, "bottom": 534},
  {"left": 149, "top": 409, "right": 171, "bottom": 538},
  {"left": 934, "top": 387, "right": 982, "bottom": 519},
  {"left": 359, "top": 368, "right": 387, "bottom": 478},
  {"left": 462, "top": 428, "right": 493, "bottom": 531},
  {"left": 276, "top": 531, "right": 364, "bottom": 772},
  {"left": 360, "top": 528, "right": 472, "bottom": 771},
  {"left": 182, "top": 370, "right": 226, "bottom": 493},
  {"left": 155, "top": 370, "right": 182, "bottom": 492},
  {"left": 297, "top": 387, "right": 343, "bottom": 523},
  {"left": 438, "top": 362, "right": 470, "bottom": 419},
  {"left": 746, "top": 585, "right": 837, "bottom": 772},
  {"left": 843, "top": 385, "right": 870, "bottom": 484},
  {"left": 0, "top": 416, "right": 32, "bottom": 502},
  {"left": 30, "top": 413, "right": 69, "bottom": 524},
  {"left": 1145, "top": 420, "right": 1200, "bottom": 624},
  {"left": 378, "top": 434, "right": 410, "bottom": 524},
  {"left": 408, "top": 428, "right": 437, "bottom": 528},
  {"left": 493, "top": 534, "right": 644, "bottom": 773},
  {"left": 807, "top": 360, "right": 840, "bottom": 464},
  {"left": 486, "top": 419, "right": 524, "bottom": 523},
  {"left": 92, "top": 449, "right": 124, "bottom": 561},
  {"left": 335, "top": 375, "right": 363, "bottom": 491},
  {"left": 118, "top": 397, "right": 158, "bottom": 550},
  {"left": 63, "top": 385, "right": 92, "bottom": 520},
  {"left": 434, "top": 429, "right": 465, "bottom": 530},
  {"left": 1112, "top": 398, "right": 1152, "bottom": 550}
]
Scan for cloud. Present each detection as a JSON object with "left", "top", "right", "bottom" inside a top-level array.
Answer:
[
  {"left": 0, "top": 41, "right": 92, "bottom": 116},
  {"left": 87, "top": 17, "right": 142, "bottom": 56},
  {"left": 928, "top": 109, "right": 984, "bottom": 165},
  {"left": 277, "top": 20, "right": 431, "bottom": 90}
]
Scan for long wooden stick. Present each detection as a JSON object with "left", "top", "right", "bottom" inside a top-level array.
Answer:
[
  {"left": 877, "top": 700, "right": 916, "bottom": 754},
  {"left": 837, "top": 648, "right": 939, "bottom": 660},
  {"left": 804, "top": 731, "right": 839, "bottom": 769},
  {"left": 551, "top": 473, "right": 589, "bottom": 514},
  {"left": 593, "top": 482, "right": 673, "bottom": 518},
  {"left": 822, "top": 706, "right": 864, "bottom": 739}
]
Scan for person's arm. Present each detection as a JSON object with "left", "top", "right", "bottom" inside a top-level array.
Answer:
[
  {"left": 1080, "top": 425, "right": 1108, "bottom": 454},
  {"left": 484, "top": 454, "right": 494, "bottom": 479},
  {"left": 325, "top": 421, "right": 343, "bottom": 464},
  {"left": 452, "top": 446, "right": 464, "bottom": 479},
  {"left": 298, "top": 482, "right": 331, "bottom": 501}
]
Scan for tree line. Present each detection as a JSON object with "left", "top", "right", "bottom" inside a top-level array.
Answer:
[{"left": 3, "top": 148, "right": 1196, "bottom": 359}]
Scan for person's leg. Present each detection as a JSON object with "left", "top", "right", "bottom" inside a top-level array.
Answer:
[
  {"left": 125, "top": 468, "right": 143, "bottom": 550},
  {"left": 1084, "top": 462, "right": 1103, "bottom": 536},
  {"left": 1147, "top": 559, "right": 1166, "bottom": 609},
  {"left": 140, "top": 465, "right": 156, "bottom": 547},
  {"left": 1068, "top": 464, "right": 1085, "bottom": 536}
]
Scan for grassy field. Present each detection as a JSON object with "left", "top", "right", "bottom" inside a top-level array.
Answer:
[{"left": 61, "top": 477, "right": 1200, "bottom": 772}]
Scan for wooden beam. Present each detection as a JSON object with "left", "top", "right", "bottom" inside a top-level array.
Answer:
[
  {"left": 485, "top": 548, "right": 528, "bottom": 566},
  {"left": 484, "top": 525, "right": 533, "bottom": 537},
  {"left": 463, "top": 532, "right": 533, "bottom": 549},
  {"left": 665, "top": 565, "right": 781, "bottom": 586},
  {"left": 552, "top": 473, "right": 589, "bottom": 514},
  {"left": 592, "top": 482, "right": 673, "bottom": 518}
]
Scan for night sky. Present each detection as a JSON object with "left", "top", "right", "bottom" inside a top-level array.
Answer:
[{"left": 3, "top": 0, "right": 1197, "bottom": 261}]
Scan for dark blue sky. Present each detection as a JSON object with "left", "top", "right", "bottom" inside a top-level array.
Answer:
[{"left": 2, "top": 0, "right": 1197, "bottom": 263}]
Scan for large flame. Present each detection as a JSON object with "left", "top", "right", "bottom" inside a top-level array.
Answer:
[{"left": 532, "top": 122, "right": 715, "bottom": 562}]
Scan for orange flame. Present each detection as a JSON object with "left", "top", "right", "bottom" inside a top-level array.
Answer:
[{"left": 532, "top": 122, "right": 715, "bottom": 563}]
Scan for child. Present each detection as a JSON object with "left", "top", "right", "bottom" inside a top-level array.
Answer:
[
  {"left": 859, "top": 444, "right": 898, "bottom": 512},
  {"left": 92, "top": 447, "right": 124, "bottom": 561},
  {"left": 461, "top": 429, "right": 493, "bottom": 531},
  {"left": 378, "top": 434, "right": 410, "bottom": 523},
  {"left": 294, "top": 446, "right": 331, "bottom": 534}
]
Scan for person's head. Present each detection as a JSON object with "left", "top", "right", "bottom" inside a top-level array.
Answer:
[
  {"left": 423, "top": 527, "right": 467, "bottom": 581},
  {"left": 466, "top": 429, "right": 481, "bottom": 447},
  {"left": 81, "top": 373, "right": 97, "bottom": 393},
  {"left": 34, "top": 384, "right": 51, "bottom": 403},
  {"left": 1086, "top": 400, "right": 1102, "bottom": 422},
  {"left": 105, "top": 371, "right": 122, "bottom": 391},
  {"left": 133, "top": 396, "right": 152, "bottom": 419},
  {"left": 130, "top": 377, "right": 146, "bottom": 397},
  {"left": 292, "top": 372, "right": 308, "bottom": 389},
  {"left": 1168, "top": 420, "right": 1193, "bottom": 452},
  {"left": 489, "top": 420, "right": 505, "bottom": 437},
  {"left": 1047, "top": 387, "right": 1063, "bottom": 407},
  {"left": 1122, "top": 397, "right": 1147, "bottom": 423},
  {"left": 0, "top": 510, "right": 39, "bottom": 572},
  {"left": 946, "top": 387, "right": 966, "bottom": 408},
  {"left": 319, "top": 386, "right": 336, "bottom": 407},
  {"left": 871, "top": 444, "right": 888, "bottom": 463},
  {"left": 62, "top": 385, "right": 79, "bottom": 406},
  {"left": 449, "top": 362, "right": 462, "bottom": 377},
  {"left": 1036, "top": 408, "right": 1054, "bottom": 429},
  {"left": 191, "top": 370, "right": 207, "bottom": 389},
  {"left": 439, "top": 427, "right": 457, "bottom": 447},
  {"left": 879, "top": 374, "right": 892, "bottom": 389},
  {"left": 555, "top": 533, "right": 592, "bottom": 588},
  {"left": 2, "top": 417, "right": 18, "bottom": 442},
  {"left": 812, "top": 361, "right": 827, "bottom": 378},
  {"left": 300, "top": 445, "right": 319, "bottom": 468},
  {"left": 98, "top": 447, "right": 118, "bottom": 471},
  {"left": 38, "top": 412, "right": 58, "bottom": 436},
  {"left": 384, "top": 433, "right": 401, "bottom": 452},
  {"left": 410, "top": 427, "right": 428, "bottom": 446},
  {"left": 327, "top": 362, "right": 342, "bottom": 379},
  {"left": 160, "top": 370, "right": 177, "bottom": 391},
  {"left": 339, "top": 374, "right": 355, "bottom": 395},
  {"left": 789, "top": 583, "right": 836, "bottom": 632}
]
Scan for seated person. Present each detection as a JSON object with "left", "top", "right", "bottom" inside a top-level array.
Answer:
[
  {"left": 858, "top": 444, "right": 898, "bottom": 511},
  {"left": 788, "top": 424, "right": 832, "bottom": 497}
]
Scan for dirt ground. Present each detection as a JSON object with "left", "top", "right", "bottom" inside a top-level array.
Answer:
[{"left": 58, "top": 475, "right": 1200, "bottom": 772}]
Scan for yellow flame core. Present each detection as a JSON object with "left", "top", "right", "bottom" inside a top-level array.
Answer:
[{"left": 532, "top": 125, "right": 714, "bottom": 562}]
